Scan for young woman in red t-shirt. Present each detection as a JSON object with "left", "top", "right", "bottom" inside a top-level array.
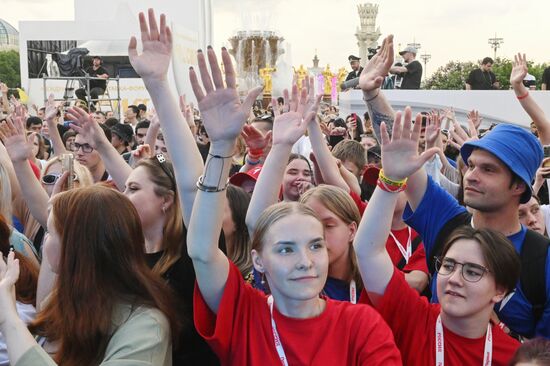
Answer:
[
  {"left": 354, "top": 106, "right": 521, "bottom": 365},
  {"left": 182, "top": 40, "right": 401, "bottom": 364}
]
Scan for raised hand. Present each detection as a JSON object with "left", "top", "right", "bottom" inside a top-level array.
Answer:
[
  {"left": 128, "top": 9, "right": 172, "bottom": 82},
  {"left": 510, "top": 53, "right": 528, "bottom": 87},
  {"left": 424, "top": 112, "right": 441, "bottom": 149},
  {"left": 66, "top": 106, "right": 108, "bottom": 148},
  {"left": 449, "top": 117, "right": 478, "bottom": 150},
  {"left": 359, "top": 35, "right": 394, "bottom": 92},
  {"left": 380, "top": 107, "right": 438, "bottom": 181},
  {"left": 179, "top": 94, "right": 195, "bottom": 128},
  {"left": 189, "top": 47, "right": 262, "bottom": 149},
  {"left": 0, "top": 251, "right": 19, "bottom": 327},
  {"left": 44, "top": 93, "right": 61, "bottom": 121},
  {"left": 467, "top": 109, "right": 483, "bottom": 129},
  {"left": 0, "top": 116, "right": 34, "bottom": 163},
  {"left": 272, "top": 85, "right": 316, "bottom": 146},
  {"left": 241, "top": 124, "right": 272, "bottom": 153}
]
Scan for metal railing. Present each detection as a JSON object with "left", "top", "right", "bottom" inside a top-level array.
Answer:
[{"left": 42, "top": 75, "right": 121, "bottom": 117}]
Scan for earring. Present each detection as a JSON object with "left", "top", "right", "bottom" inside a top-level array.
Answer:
[{"left": 260, "top": 272, "right": 266, "bottom": 286}]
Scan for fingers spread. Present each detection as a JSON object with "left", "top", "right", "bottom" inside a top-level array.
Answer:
[
  {"left": 189, "top": 67, "right": 205, "bottom": 102},
  {"left": 207, "top": 47, "right": 225, "bottom": 90}
]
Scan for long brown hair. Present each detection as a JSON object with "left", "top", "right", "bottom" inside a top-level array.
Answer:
[
  {"left": 0, "top": 215, "right": 38, "bottom": 305},
  {"left": 135, "top": 158, "right": 185, "bottom": 276},
  {"left": 300, "top": 185, "right": 364, "bottom": 291},
  {"left": 29, "top": 186, "right": 180, "bottom": 365},
  {"left": 226, "top": 184, "right": 252, "bottom": 276}
]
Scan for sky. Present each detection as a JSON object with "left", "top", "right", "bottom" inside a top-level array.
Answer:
[{"left": 2, "top": 0, "right": 549, "bottom": 77}]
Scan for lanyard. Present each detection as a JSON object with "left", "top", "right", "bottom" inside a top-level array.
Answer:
[
  {"left": 435, "top": 314, "right": 492, "bottom": 366},
  {"left": 349, "top": 279, "right": 357, "bottom": 304},
  {"left": 389, "top": 227, "right": 412, "bottom": 263},
  {"left": 267, "top": 295, "right": 289, "bottom": 366}
]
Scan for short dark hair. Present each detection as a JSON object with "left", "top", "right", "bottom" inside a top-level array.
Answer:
[
  {"left": 26, "top": 116, "right": 42, "bottom": 129},
  {"left": 482, "top": 57, "right": 494, "bottom": 65},
  {"left": 136, "top": 120, "right": 150, "bottom": 131},
  {"left": 94, "top": 111, "right": 106, "bottom": 117},
  {"left": 277, "top": 97, "right": 284, "bottom": 105},
  {"left": 137, "top": 104, "right": 147, "bottom": 112},
  {"left": 441, "top": 226, "right": 520, "bottom": 295},
  {"left": 104, "top": 118, "right": 119, "bottom": 128},
  {"left": 127, "top": 105, "right": 139, "bottom": 115}
]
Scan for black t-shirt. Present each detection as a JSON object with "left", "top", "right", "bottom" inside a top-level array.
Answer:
[
  {"left": 543, "top": 67, "right": 550, "bottom": 88},
  {"left": 85, "top": 66, "right": 108, "bottom": 90},
  {"left": 400, "top": 60, "right": 422, "bottom": 89},
  {"left": 145, "top": 229, "right": 226, "bottom": 366},
  {"left": 466, "top": 68, "right": 496, "bottom": 90}
]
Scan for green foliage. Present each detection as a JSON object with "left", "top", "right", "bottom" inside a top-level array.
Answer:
[
  {"left": 424, "top": 57, "right": 549, "bottom": 90},
  {"left": 0, "top": 50, "right": 20, "bottom": 88}
]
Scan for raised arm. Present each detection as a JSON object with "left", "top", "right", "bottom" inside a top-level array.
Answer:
[
  {"left": 304, "top": 77, "right": 348, "bottom": 191},
  {"left": 44, "top": 94, "right": 68, "bottom": 157},
  {"left": 67, "top": 107, "right": 132, "bottom": 191},
  {"left": 510, "top": 53, "right": 550, "bottom": 145},
  {"left": 245, "top": 85, "right": 315, "bottom": 234},
  {"left": 355, "top": 107, "right": 437, "bottom": 304},
  {"left": 0, "top": 115, "right": 49, "bottom": 228},
  {"left": 129, "top": 9, "right": 204, "bottom": 225},
  {"left": 186, "top": 44, "right": 262, "bottom": 312}
]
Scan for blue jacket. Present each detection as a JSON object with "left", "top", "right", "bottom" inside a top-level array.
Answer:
[{"left": 404, "top": 176, "right": 550, "bottom": 339}]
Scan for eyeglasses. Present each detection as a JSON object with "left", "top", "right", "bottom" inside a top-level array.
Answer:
[
  {"left": 41, "top": 173, "right": 79, "bottom": 185},
  {"left": 435, "top": 257, "right": 490, "bottom": 283},
  {"left": 71, "top": 142, "right": 94, "bottom": 153}
]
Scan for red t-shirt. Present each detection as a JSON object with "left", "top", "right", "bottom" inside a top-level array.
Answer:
[
  {"left": 194, "top": 262, "right": 402, "bottom": 366},
  {"left": 369, "top": 269, "right": 520, "bottom": 366},
  {"left": 349, "top": 190, "right": 367, "bottom": 216},
  {"left": 386, "top": 227, "right": 429, "bottom": 274}
]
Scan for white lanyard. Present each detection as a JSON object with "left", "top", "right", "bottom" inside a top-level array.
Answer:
[
  {"left": 349, "top": 279, "right": 357, "bottom": 304},
  {"left": 435, "top": 314, "right": 492, "bottom": 366},
  {"left": 267, "top": 295, "right": 289, "bottom": 366},
  {"left": 389, "top": 227, "right": 412, "bottom": 263}
]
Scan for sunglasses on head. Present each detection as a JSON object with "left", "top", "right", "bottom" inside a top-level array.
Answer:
[{"left": 41, "top": 173, "right": 79, "bottom": 185}]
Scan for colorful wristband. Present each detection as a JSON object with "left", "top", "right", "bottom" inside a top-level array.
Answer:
[
  {"left": 376, "top": 179, "right": 407, "bottom": 193},
  {"left": 379, "top": 169, "right": 407, "bottom": 186},
  {"left": 517, "top": 91, "right": 529, "bottom": 100}
]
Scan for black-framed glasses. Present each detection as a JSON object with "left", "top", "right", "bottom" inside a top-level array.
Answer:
[
  {"left": 71, "top": 142, "right": 94, "bottom": 153},
  {"left": 156, "top": 154, "right": 176, "bottom": 191},
  {"left": 435, "top": 257, "right": 490, "bottom": 283},
  {"left": 41, "top": 173, "right": 79, "bottom": 185}
]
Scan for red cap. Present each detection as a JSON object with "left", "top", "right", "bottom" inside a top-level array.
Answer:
[
  {"left": 362, "top": 165, "right": 380, "bottom": 186},
  {"left": 229, "top": 166, "right": 263, "bottom": 187}
]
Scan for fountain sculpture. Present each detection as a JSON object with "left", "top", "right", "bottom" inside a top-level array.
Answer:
[{"left": 228, "top": 31, "right": 285, "bottom": 95}]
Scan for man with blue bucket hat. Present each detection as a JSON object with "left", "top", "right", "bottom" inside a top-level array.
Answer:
[{"left": 394, "top": 122, "right": 550, "bottom": 340}]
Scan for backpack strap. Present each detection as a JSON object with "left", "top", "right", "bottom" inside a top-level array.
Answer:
[
  {"left": 521, "top": 230, "right": 549, "bottom": 323},
  {"left": 397, "top": 234, "right": 423, "bottom": 271},
  {"left": 428, "top": 211, "right": 472, "bottom": 274}
]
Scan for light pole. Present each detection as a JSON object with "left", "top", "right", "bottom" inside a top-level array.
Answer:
[
  {"left": 420, "top": 53, "right": 431, "bottom": 80},
  {"left": 488, "top": 33, "right": 504, "bottom": 60}
]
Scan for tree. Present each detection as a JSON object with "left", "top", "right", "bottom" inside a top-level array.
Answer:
[
  {"left": 424, "top": 57, "right": 549, "bottom": 90},
  {"left": 424, "top": 61, "right": 476, "bottom": 90},
  {"left": 0, "top": 50, "right": 20, "bottom": 88}
]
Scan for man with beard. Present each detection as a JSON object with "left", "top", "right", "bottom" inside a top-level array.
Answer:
[{"left": 345, "top": 55, "right": 363, "bottom": 82}]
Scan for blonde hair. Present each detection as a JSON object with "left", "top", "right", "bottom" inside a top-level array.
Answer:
[
  {"left": 41, "top": 156, "right": 94, "bottom": 188},
  {"left": 251, "top": 202, "right": 321, "bottom": 252},
  {"left": 0, "top": 163, "right": 13, "bottom": 226},
  {"left": 300, "top": 185, "right": 363, "bottom": 290}
]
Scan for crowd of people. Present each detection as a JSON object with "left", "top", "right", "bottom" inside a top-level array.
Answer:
[{"left": 0, "top": 8, "right": 549, "bottom": 366}]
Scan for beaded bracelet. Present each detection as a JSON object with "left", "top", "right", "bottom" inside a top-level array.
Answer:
[{"left": 377, "top": 179, "right": 407, "bottom": 193}]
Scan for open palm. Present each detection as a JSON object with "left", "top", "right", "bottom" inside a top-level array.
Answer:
[
  {"left": 190, "top": 47, "right": 262, "bottom": 144},
  {"left": 359, "top": 35, "right": 394, "bottom": 92},
  {"left": 510, "top": 53, "right": 528, "bottom": 86},
  {"left": 66, "top": 107, "right": 108, "bottom": 148},
  {"left": 128, "top": 9, "right": 172, "bottom": 81},
  {"left": 0, "top": 116, "right": 33, "bottom": 162},
  {"left": 380, "top": 107, "right": 438, "bottom": 181}
]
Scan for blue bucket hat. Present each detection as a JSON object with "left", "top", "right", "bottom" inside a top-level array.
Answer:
[{"left": 460, "top": 124, "right": 543, "bottom": 204}]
